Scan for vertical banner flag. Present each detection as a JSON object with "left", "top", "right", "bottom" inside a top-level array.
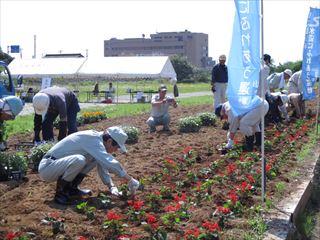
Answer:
[
  {"left": 227, "top": 0, "right": 261, "bottom": 116},
  {"left": 301, "top": 7, "right": 320, "bottom": 100}
]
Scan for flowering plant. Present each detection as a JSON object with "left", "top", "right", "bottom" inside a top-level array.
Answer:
[{"left": 102, "top": 210, "right": 125, "bottom": 238}]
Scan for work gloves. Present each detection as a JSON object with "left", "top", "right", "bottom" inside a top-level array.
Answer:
[
  {"left": 225, "top": 138, "right": 234, "bottom": 149},
  {"left": 110, "top": 186, "right": 122, "bottom": 197},
  {"left": 128, "top": 178, "right": 140, "bottom": 195}
]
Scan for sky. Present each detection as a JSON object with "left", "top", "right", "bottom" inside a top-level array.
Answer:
[{"left": 0, "top": 0, "right": 319, "bottom": 65}]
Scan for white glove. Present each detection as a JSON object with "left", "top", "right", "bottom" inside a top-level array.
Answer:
[
  {"left": 225, "top": 139, "right": 234, "bottom": 149},
  {"left": 110, "top": 186, "right": 122, "bottom": 197},
  {"left": 34, "top": 141, "right": 46, "bottom": 146},
  {"left": 128, "top": 178, "right": 140, "bottom": 195}
]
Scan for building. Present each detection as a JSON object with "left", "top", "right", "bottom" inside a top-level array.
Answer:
[{"left": 104, "top": 30, "right": 213, "bottom": 68}]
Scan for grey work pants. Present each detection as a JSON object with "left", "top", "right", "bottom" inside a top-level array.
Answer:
[
  {"left": 146, "top": 113, "right": 170, "bottom": 131},
  {"left": 38, "top": 154, "right": 96, "bottom": 182},
  {"left": 214, "top": 82, "right": 227, "bottom": 110}
]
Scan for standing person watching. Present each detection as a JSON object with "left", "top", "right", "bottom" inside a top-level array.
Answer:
[
  {"left": 146, "top": 84, "right": 177, "bottom": 133},
  {"left": 32, "top": 86, "right": 80, "bottom": 143},
  {"left": 38, "top": 126, "right": 140, "bottom": 204},
  {"left": 211, "top": 54, "right": 228, "bottom": 111},
  {"left": 257, "top": 54, "right": 271, "bottom": 97}
]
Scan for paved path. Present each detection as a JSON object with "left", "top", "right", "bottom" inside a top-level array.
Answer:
[{"left": 19, "top": 91, "right": 212, "bottom": 116}]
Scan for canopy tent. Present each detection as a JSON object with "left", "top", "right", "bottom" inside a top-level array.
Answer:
[
  {"left": 9, "top": 56, "right": 177, "bottom": 83},
  {"left": 78, "top": 56, "right": 177, "bottom": 84},
  {"left": 9, "top": 57, "right": 85, "bottom": 78}
]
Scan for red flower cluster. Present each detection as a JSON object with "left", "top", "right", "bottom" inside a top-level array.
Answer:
[
  {"left": 146, "top": 213, "right": 158, "bottom": 229},
  {"left": 174, "top": 192, "right": 187, "bottom": 202},
  {"left": 217, "top": 206, "right": 231, "bottom": 214},
  {"left": 184, "top": 227, "right": 201, "bottom": 239},
  {"left": 6, "top": 232, "right": 21, "bottom": 240},
  {"left": 164, "top": 203, "right": 181, "bottom": 212},
  {"left": 77, "top": 236, "right": 88, "bottom": 240},
  {"left": 106, "top": 210, "right": 122, "bottom": 221},
  {"left": 227, "top": 163, "right": 237, "bottom": 175},
  {"left": 228, "top": 190, "right": 238, "bottom": 204},
  {"left": 202, "top": 220, "right": 221, "bottom": 232},
  {"left": 183, "top": 146, "right": 193, "bottom": 155},
  {"left": 164, "top": 158, "right": 177, "bottom": 168},
  {"left": 246, "top": 174, "right": 255, "bottom": 183},
  {"left": 266, "top": 164, "right": 272, "bottom": 172},
  {"left": 240, "top": 181, "right": 253, "bottom": 192},
  {"left": 128, "top": 200, "right": 144, "bottom": 211}
]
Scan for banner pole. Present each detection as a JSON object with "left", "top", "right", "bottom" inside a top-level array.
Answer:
[
  {"left": 316, "top": 79, "right": 320, "bottom": 135},
  {"left": 260, "top": 0, "right": 266, "bottom": 203}
]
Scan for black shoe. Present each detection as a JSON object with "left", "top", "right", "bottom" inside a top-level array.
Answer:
[
  {"left": 243, "top": 135, "right": 254, "bottom": 151},
  {"left": 54, "top": 177, "right": 72, "bottom": 205},
  {"left": 254, "top": 132, "right": 262, "bottom": 147},
  {"left": 69, "top": 173, "right": 92, "bottom": 197}
]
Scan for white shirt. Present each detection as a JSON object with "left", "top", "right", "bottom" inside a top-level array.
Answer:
[{"left": 150, "top": 94, "right": 173, "bottom": 118}]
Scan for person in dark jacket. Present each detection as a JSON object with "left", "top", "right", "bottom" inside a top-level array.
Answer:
[
  {"left": 211, "top": 54, "right": 228, "bottom": 110},
  {"left": 33, "top": 87, "right": 80, "bottom": 143}
]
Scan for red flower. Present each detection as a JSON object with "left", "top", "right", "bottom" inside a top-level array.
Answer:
[
  {"left": 202, "top": 220, "right": 221, "bottom": 232},
  {"left": 106, "top": 210, "right": 122, "bottom": 221},
  {"left": 246, "top": 174, "right": 255, "bottom": 183},
  {"left": 48, "top": 211, "right": 60, "bottom": 219},
  {"left": 6, "top": 232, "right": 20, "bottom": 240},
  {"left": 196, "top": 181, "right": 202, "bottom": 191},
  {"left": 227, "top": 163, "right": 236, "bottom": 175},
  {"left": 128, "top": 200, "right": 144, "bottom": 211},
  {"left": 184, "top": 227, "right": 200, "bottom": 238},
  {"left": 146, "top": 213, "right": 157, "bottom": 224},
  {"left": 301, "top": 125, "right": 308, "bottom": 132},
  {"left": 183, "top": 146, "right": 193, "bottom": 154},
  {"left": 289, "top": 135, "right": 296, "bottom": 142},
  {"left": 274, "top": 131, "right": 281, "bottom": 137},
  {"left": 174, "top": 192, "right": 187, "bottom": 202},
  {"left": 154, "top": 190, "right": 161, "bottom": 196},
  {"left": 228, "top": 190, "right": 238, "bottom": 204},
  {"left": 78, "top": 237, "right": 88, "bottom": 240},
  {"left": 217, "top": 206, "right": 231, "bottom": 214},
  {"left": 164, "top": 203, "right": 181, "bottom": 212},
  {"left": 266, "top": 164, "right": 272, "bottom": 172}
]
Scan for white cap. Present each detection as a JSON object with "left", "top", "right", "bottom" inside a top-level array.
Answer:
[
  {"left": 284, "top": 69, "right": 292, "bottom": 77},
  {"left": 33, "top": 93, "right": 50, "bottom": 118},
  {"left": 280, "top": 94, "right": 289, "bottom": 105},
  {"left": 107, "top": 126, "right": 128, "bottom": 153},
  {"left": 219, "top": 54, "right": 226, "bottom": 61}
]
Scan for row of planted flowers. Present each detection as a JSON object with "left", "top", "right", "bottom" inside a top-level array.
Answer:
[{"left": 3, "top": 118, "right": 313, "bottom": 239}]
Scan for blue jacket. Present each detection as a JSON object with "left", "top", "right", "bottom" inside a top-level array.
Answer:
[{"left": 211, "top": 64, "right": 228, "bottom": 83}]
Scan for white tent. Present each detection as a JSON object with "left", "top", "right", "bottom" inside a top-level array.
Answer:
[
  {"left": 9, "top": 57, "right": 85, "bottom": 78},
  {"left": 9, "top": 56, "right": 177, "bottom": 83},
  {"left": 78, "top": 56, "right": 177, "bottom": 83}
]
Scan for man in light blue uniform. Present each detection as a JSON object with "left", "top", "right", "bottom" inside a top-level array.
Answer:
[{"left": 38, "top": 126, "right": 140, "bottom": 205}]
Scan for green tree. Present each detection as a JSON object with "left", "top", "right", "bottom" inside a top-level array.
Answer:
[
  {"left": 272, "top": 60, "right": 302, "bottom": 73},
  {"left": 191, "top": 68, "right": 211, "bottom": 83},
  {"left": 170, "top": 55, "right": 194, "bottom": 82}
]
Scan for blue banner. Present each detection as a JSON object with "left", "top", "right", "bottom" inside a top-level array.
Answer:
[
  {"left": 10, "top": 45, "right": 20, "bottom": 53},
  {"left": 301, "top": 7, "right": 320, "bottom": 100},
  {"left": 227, "top": 0, "right": 261, "bottom": 116}
]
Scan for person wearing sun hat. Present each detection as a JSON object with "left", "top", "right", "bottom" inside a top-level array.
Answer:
[
  {"left": 146, "top": 84, "right": 178, "bottom": 133},
  {"left": 32, "top": 86, "right": 80, "bottom": 143},
  {"left": 268, "top": 69, "right": 292, "bottom": 92},
  {"left": 38, "top": 126, "right": 140, "bottom": 205}
]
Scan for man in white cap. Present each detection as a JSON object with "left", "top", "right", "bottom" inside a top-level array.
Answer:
[
  {"left": 38, "top": 126, "right": 140, "bottom": 205},
  {"left": 211, "top": 54, "right": 228, "bottom": 110},
  {"left": 215, "top": 97, "right": 269, "bottom": 151},
  {"left": 0, "top": 96, "right": 24, "bottom": 150},
  {"left": 268, "top": 69, "right": 292, "bottom": 92},
  {"left": 32, "top": 86, "right": 80, "bottom": 143},
  {"left": 146, "top": 84, "right": 177, "bottom": 133}
]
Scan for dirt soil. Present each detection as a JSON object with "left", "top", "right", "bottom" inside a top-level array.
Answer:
[{"left": 0, "top": 103, "right": 317, "bottom": 240}]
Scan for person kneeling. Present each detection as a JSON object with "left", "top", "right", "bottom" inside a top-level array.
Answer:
[{"left": 38, "top": 126, "right": 140, "bottom": 205}]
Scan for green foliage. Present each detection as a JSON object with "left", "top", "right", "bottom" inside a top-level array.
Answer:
[
  {"left": 272, "top": 60, "right": 302, "bottom": 74},
  {"left": 191, "top": 69, "right": 211, "bottom": 83},
  {"left": 76, "top": 201, "right": 96, "bottom": 220},
  {"left": 178, "top": 116, "right": 202, "bottom": 133},
  {"left": 9, "top": 152, "right": 28, "bottom": 172},
  {"left": 197, "top": 112, "right": 216, "bottom": 126},
  {"left": 0, "top": 121, "right": 7, "bottom": 142},
  {"left": 121, "top": 125, "right": 139, "bottom": 144},
  {"left": 170, "top": 55, "right": 194, "bottom": 82},
  {"left": 28, "top": 143, "right": 55, "bottom": 171}
]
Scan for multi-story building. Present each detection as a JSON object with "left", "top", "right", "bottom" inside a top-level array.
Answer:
[{"left": 104, "top": 30, "right": 213, "bottom": 68}]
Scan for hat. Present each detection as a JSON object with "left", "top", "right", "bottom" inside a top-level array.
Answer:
[
  {"left": 284, "top": 69, "right": 292, "bottom": 77},
  {"left": 219, "top": 55, "right": 226, "bottom": 61},
  {"left": 107, "top": 126, "right": 128, "bottom": 153},
  {"left": 215, "top": 104, "right": 223, "bottom": 118},
  {"left": 3, "top": 96, "right": 23, "bottom": 117},
  {"left": 280, "top": 95, "right": 289, "bottom": 105},
  {"left": 158, "top": 84, "right": 167, "bottom": 92},
  {"left": 33, "top": 93, "right": 50, "bottom": 118}
]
